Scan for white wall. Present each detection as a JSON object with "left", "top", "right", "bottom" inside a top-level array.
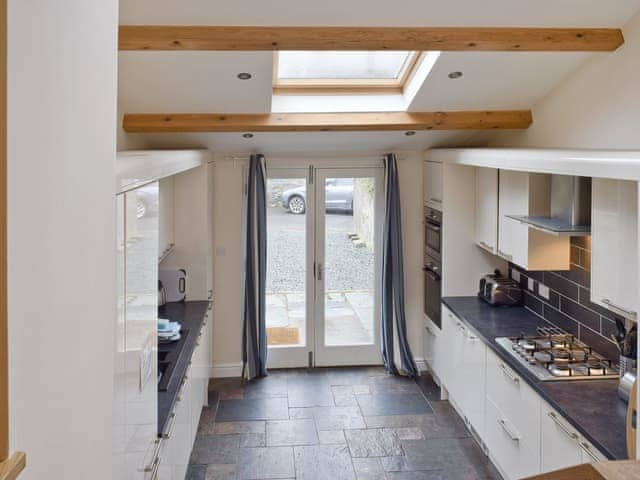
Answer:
[
  {"left": 7, "top": 1, "right": 118, "bottom": 478},
  {"left": 209, "top": 152, "right": 425, "bottom": 372},
  {"left": 490, "top": 9, "right": 640, "bottom": 149}
]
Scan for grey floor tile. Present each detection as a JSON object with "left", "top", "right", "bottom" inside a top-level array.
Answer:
[
  {"left": 186, "top": 464, "right": 206, "bottom": 480},
  {"left": 236, "top": 446, "right": 295, "bottom": 480},
  {"left": 240, "top": 432, "right": 266, "bottom": 447},
  {"left": 395, "top": 427, "right": 425, "bottom": 441},
  {"left": 312, "top": 406, "right": 366, "bottom": 430},
  {"left": 352, "top": 457, "right": 386, "bottom": 479},
  {"left": 266, "top": 419, "right": 319, "bottom": 446},
  {"left": 332, "top": 385, "right": 359, "bottom": 406},
  {"left": 318, "top": 430, "right": 347, "bottom": 445},
  {"left": 364, "top": 414, "right": 436, "bottom": 429},
  {"left": 288, "top": 386, "right": 335, "bottom": 408},
  {"left": 289, "top": 407, "right": 314, "bottom": 419},
  {"left": 357, "top": 394, "right": 433, "bottom": 416},
  {"left": 367, "top": 376, "right": 422, "bottom": 395},
  {"left": 345, "top": 428, "right": 403, "bottom": 457},
  {"left": 294, "top": 445, "right": 356, "bottom": 480},
  {"left": 401, "top": 438, "right": 468, "bottom": 472},
  {"left": 216, "top": 397, "right": 289, "bottom": 422},
  {"left": 213, "top": 421, "right": 266, "bottom": 435},
  {"left": 190, "top": 435, "right": 240, "bottom": 464},
  {"left": 244, "top": 376, "right": 289, "bottom": 399},
  {"left": 205, "top": 464, "right": 237, "bottom": 480},
  {"left": 415, "top": 374, "right": 442, "bottom": 402}
]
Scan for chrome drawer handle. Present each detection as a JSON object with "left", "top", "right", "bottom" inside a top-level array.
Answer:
[
  {"left": 497, "top": 418, "right": 520, "bottom": 443},
  {"left": 547, "top": 412, "right": 579, "bottom": 441},
  {"left": 143, "top": 438, "right": 163, "bottom": 473},
  {"left": 467, "top": 333, "right": 478, "bottom": 341},
  {"left": 499, "top": 363, "right": 520, "bottom": 385},
  {"left": 161, "top": 412, "right": 177, "bottom": 439},
  {"left": 601, "top": 299, "right": 637, "bottom": 317},
  {"left": 580, "top": 442, "right": 599, "bottom": 462}
]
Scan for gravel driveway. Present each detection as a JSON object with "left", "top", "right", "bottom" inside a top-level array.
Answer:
[{"left": 266, "top": 208, "right": 374, "bottom": 293}]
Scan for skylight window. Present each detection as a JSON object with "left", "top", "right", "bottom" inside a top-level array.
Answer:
[{"left": 274, "top": 51, "right": 420, "bottom": 94}]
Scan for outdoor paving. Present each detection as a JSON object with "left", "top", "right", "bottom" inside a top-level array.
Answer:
[{"left": 186, "top": 368, "right": 502, "bottom": 480}]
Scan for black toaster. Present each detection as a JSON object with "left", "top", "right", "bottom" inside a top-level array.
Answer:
[{"left": 478, "top": 270, "right": 523, "bottom": 306}]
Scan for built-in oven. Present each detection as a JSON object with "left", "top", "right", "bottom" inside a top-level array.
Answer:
[
  {"left": 424, "top": 206, "right": 442, "bottom": 261},
  {"left": 423, "top": 205, "right": 442, "bottom": 328},
  {"left": 423, "top": 253, "right": 442, "bottom": 329}
]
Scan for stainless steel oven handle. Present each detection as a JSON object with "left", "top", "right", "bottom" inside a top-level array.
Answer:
[
  {"left": 429, "top": 197, "right": 442, "bottom": 204},
  {"left": 547, "top": 411, "right": 579, "bottom": 441}
]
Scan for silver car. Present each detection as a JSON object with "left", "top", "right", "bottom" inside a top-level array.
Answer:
[{"left": 281, "top": 178, "right": 354, "bottom": 214}]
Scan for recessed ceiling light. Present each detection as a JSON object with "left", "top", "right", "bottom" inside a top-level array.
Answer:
[
  {"left": 237, "top": 72, "right": 252, "bottom": 80},
  {"left": 448, "top": 71, "right": 463, "bottom": 79},
  {"left": 242, "top": 133, "right": 254, "bottom": 139},
  {"left": 405, "top": 131, "right": 416, "bottom": 136}
]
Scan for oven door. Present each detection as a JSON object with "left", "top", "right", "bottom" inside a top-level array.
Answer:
[
  {"left": 423, "top": 263, "right": 442, "bottom": 329},
  {"left": 424, "top": 219, "right": 442, "bottom": 260}
]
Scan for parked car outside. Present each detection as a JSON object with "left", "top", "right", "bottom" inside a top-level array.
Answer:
[{"left": 281, "top": 178, "right": 354, "bottom": 214}]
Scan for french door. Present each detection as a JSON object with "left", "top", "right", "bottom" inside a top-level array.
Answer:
[{"left": 265, "top": 165, "right": 384, "bottom": 368}]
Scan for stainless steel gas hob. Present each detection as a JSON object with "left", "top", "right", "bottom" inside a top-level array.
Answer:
[{"left": 495, "top": 327, "right": 619, "bottom": 381}]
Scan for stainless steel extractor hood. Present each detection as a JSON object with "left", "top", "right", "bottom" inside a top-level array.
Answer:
[{"left": 507, "top": 175, "right": 591, "bottom": 236}]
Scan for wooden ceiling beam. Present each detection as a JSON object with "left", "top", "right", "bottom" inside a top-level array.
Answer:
[
  {"left": 122, "top": 111, "right": 533, "bottom": 133},
  {"left": 118, "top": 26, "right": 624, "bottom": 52}
]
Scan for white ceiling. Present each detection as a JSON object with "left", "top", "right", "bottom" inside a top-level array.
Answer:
[
  {"left": 120, "top": 0, "right": 640, "bottom": 27},
  {"left": 117, "top": 0, "right": 640, "bottom": 152}
]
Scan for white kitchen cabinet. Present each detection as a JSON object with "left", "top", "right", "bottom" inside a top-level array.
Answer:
[
  {"left": 475, "top": 168, "right": 499, "bottom": 254},
  {"left": 424, "top": 160, "right": 443, "bottom": 209},
  {"left": 161, "top": 164, "right": 214, "bottom": 301},
  {"left": 485, "top": 348, "right": 540, "bottom": 480},
  {"left": 114, "top": 184, "right": 159, "bottom": 480},
  {"left": 423, "top": 317, "right": 435, "bottom": 371},
  {"left": 498, "top": 170, "right": 570, "bottom": 271},
  {"left": 540, "top": 405, "right": 584, "bottom": 473},
  {"left": 459, "top": 328, "right": 486, "bottom": 438},
  {"left": 159, "top": 176, "right": 175, "bottom": 262},
  {"left": 172, "top": 373, "right": 193, "bottom": 480},
  {"left": 591, "top": 178, "right": 638, "bottom": 320},
  {"left": 485, "top": 396, "right": 540, "bottom": 480}
]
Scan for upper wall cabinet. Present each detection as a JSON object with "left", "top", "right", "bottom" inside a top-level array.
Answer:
[
  {"left": 591, "top": 179, "right": 638, "bottom": 320},
  {"left": 498, "top": 170, "right": 570, "bottom": 271},
  {"left": 424, "top": 160, "right": 443, "bottom": 209},
  {"left": 475, "top": 168, "right": 499, "bottom": 255},
  {"left": 159, "top": 176, "right": 175, "bottom": 262}
]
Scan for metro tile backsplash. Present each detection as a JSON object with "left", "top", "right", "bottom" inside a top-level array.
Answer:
[{"left": 509, "top": 236, "right": 621, "bottom": 361}]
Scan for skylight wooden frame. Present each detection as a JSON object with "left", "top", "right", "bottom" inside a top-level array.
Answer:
[{"left": 272, "top": 51, "right": 421, "bottom": 95}]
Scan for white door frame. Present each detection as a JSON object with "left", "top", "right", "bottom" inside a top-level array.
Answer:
[
  {"left": 265, "top": 167, "right": 315, "bottom": 368},
  {"left": 314, "top": 167, "right": 384, "bottom": 367},
  {"left": 264, "top": 163, "right": 384, "bottom": 369}
]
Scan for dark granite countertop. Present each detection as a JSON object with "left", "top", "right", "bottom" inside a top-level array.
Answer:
[
  {"left": 157, "top": 300, "right": 210, "bottom": 436},
  {"left": 442, "top": 296, "right": 628, "bottom": 460}
]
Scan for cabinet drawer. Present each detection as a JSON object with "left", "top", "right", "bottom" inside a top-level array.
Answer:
[
  {"left": 486, "top": 397, "right": 540, "bottom": 480},
  {"left": 540, "top": 406, "right": 583, "bottom": 473},
  {"left": 486, "top": 349, "right": 540, "bottom": 440}
]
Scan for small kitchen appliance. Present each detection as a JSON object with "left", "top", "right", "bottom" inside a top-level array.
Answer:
[
  {"left": 478, "top": 270, "right": 523, "bottom": 306},
  {"left": 159, "top": 268, "right": 187, "bottom": 302},
  {"left": 496, "top": 326, "right": 619, "bottom": 381}
]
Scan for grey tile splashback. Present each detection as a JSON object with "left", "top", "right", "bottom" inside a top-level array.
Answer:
[{"left": 509, "top": 238, "right": 621, "bottom": 361}]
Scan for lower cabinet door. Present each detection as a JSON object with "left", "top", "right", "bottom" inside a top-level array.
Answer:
[
  {"left": 460, "top": 332, "right": 486, "bottom": 439},
  {"left": 540, "top": 406, "right": 583, "bottom": 473},
  {"left": 172, "top": 379, "right": 193, "bottom": 480},
  {"left": 485, "top": 397, "right": 540, "bottom": 480}
]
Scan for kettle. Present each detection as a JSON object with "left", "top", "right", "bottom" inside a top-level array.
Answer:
[{"left": 158, "top": 280, "right": 167, "bottom": 307}]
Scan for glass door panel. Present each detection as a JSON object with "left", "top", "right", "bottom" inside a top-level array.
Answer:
[
  {"left": 265, "top": 170, "right": 313, "bottom": 368},
  {"left": 315, "top": 169, "right": 383, "bottom": 366}
]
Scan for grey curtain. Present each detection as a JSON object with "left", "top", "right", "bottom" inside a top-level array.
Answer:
[
  {"left": 381, "top": 153, "right": 418, "bottom": 377},
  {"left": 242, "top": 154, "right": 268, "bottom": 379}
]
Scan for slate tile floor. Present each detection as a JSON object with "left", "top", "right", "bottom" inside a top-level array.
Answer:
[{"left": 187, "top": 368, "right": 502, "bottom": 480}]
